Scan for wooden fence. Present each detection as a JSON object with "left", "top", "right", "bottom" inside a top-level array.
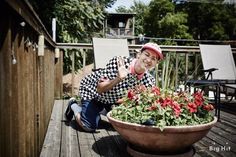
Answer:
[{"left": 0, "top": 1, "right": 63, "bottom": 157}]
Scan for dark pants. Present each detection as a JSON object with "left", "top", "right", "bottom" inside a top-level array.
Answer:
[{"left": 80, "top": 99, "right": 113, "bottom": 131}]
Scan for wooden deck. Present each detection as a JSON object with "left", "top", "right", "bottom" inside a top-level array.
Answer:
[{"left": 40, "top": 100, "right": 236, "bottom": 157}]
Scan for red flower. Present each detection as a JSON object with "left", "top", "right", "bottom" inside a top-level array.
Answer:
[
  {"left": 187, "top": 102, "right": 197, "bottom": 113},
  {"left": 203, "top": 104, "right": 214, "bottom": 111},
  {"left": 160, "top": 97, "right": 173, "bottom": 108},
  {"left": 193, "top": 91, "right": 204, "bottom": 106},
  {"left": 127, "top": 90, "right": 135, "bottom": 100},
  {"left": 194, "top": 99, "right": 203, "bottom": 107},
  {"left": 174, "top": 108, "right": 181, "bottom": 117},
  {"left": 171, "top": 101, "right": 181, "bottom": 117}
]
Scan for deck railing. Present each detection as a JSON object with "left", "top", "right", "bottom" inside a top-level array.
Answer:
[{"left": 57, "top": 42, "right": 236, "bottom": 96}]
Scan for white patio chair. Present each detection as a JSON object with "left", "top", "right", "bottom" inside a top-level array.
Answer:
[
  {"left": 200, "top": 44, "right": 236, "bottom": 97},
  {"left": 92, "top": 37, "right": 130, "bottom": 115},
  {"left": 92, "top": 37, "right": 130, "bottom": 69}
]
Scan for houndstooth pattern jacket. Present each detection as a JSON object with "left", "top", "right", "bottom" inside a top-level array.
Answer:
[{"left": 79, "top": 56, "right": 155, "bottom": 104}]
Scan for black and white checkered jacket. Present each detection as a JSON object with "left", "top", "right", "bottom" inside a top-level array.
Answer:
[{"left": 79, "top": 56, "right": 155, "bottom": 104}]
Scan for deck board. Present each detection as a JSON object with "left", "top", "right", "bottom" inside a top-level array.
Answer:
[
  {"left": 40, "top": 100, "right": 236, "bottom": 157},
  {"left": 79, "top": 130, "right": 99, "bottom": 157},
  {"left": 60, "top": 100, "right": 80, "bottom": 157},
  {"left": 40, "top": 100, "right": 63, "bottom": 157},
  {"left": 107, "top": 130, "right": 131, "bottom": 157}
]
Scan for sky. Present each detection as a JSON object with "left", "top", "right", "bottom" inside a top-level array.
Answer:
[{"left": 106, "top": 0, "right": 151, "bottom": 12}]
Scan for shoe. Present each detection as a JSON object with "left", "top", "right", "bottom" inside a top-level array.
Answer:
[{"left": 65, "top": 97, "right": 77, "bottom": 121}]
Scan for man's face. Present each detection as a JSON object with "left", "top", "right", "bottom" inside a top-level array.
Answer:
[{"left": 137, "top": 49, "right": 159, "bottom": 70}]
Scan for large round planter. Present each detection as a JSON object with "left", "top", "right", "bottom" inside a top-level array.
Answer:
[{"left": 107, "top": 111, "right": 217, "bottom": 154}]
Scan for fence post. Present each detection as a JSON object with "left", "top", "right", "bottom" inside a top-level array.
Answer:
[{"left": 71, "top": 51, "right": 75, "bottom": 96}]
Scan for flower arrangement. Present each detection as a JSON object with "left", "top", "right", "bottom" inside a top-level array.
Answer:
[{"left": 111, "top": 85, "right": 215, "bottom": 130}]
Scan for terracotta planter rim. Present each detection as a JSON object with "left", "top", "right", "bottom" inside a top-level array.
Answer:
[{"left": 107, "top": 111, "right": 217, "bottom": 132}]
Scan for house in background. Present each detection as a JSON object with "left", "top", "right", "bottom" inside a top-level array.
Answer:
[{"left": 104, "top": 12, "right": 136, "bottom": 44}]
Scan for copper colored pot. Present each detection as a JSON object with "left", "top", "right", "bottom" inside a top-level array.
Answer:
[{"left": 107, "top": 112, "right": 217, "bottom": 153}]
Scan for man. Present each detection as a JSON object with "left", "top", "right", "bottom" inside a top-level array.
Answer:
[{"left": 65, "top": 42, "right": 164, "bottom": 132}]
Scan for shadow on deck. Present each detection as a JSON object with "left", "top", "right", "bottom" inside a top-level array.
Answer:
[{"left": 40, "top": 100, "right": 236, "bottom": 157}]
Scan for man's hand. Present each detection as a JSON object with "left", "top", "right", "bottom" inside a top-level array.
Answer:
[
  {"left": 116, "top": 98, "right": 124, "bottom": 104},
  {"left": 97, "top": 57, "right": 129, "bottom": 94},
  {"left": 117, "top": 56, "right": 129, "bottom": 80}
]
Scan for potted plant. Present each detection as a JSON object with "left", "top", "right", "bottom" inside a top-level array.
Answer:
[{"left": 107, "top": 85, "right": 217, "bottom": 156}]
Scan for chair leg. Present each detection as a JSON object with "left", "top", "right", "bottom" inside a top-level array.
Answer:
[
  {"left": 213, "top": 91, "right": 218, "bottom": 116},
  {"left": 216, "top": 85, "right": 221, "bottom": 121}
]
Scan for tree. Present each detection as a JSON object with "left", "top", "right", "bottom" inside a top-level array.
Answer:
[
  {"left": 29, "top": 0, "right": 116, "bottom": 74},
  {"left": 116, "top": 6, "right": 131, "bottom": 13},
  {"left": 97, "top": 0, "right": 117, "bottom": 8},
  {"left": 130, "top": 1, "right": 149, "bottom": 36},
  {"left": 54, "top": 0, "right": 105, "bottom": 74},
  {"left": 158, "top": 13, "right": 192, "bottom": 39},
  {"left": 30, "top": 0, "right": 116, "bottom": 40},
  {"left": 176, "top": 0, "right": 236, "bottom": 40},
  {"left": 143, "top": 0, "right": 175, "bottom": 38},
  {"left": 143, "top": 0, "right": 192, "bottom": 44},
  {"left": 45, "top": 0, "right": 107, "bottom": 43}
]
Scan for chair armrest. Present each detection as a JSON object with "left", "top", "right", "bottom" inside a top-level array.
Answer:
[{"left": 201, "top": 68, "right": 218, "bottom": 73}]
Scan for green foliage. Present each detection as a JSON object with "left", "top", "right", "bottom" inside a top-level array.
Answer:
[
  {"left": 116, "top": 6, "right": 131, "bottom": 13},
  {"left": 63, "top": 49, "right": 82, "bottom": 74},
  {"left": 97, "top": 0, "right": 117, "bottom": 8},
  {"left": 56, "top": 1, "right": 105, "bottom": 73},
  {"left": 128, "top": 0, "right": 236, "bottom": 41},
  {"left": 176, "top": 0, "right": 236, "bottom": 40},
  {"left": 29, "top": 0, "right": 116, "bottom": 74},
  {"left": 54, "top": 1, "right": 105, "bottom": 42},
  {"left": 54, "top": 1, "right": 106, "bottom": 73},
  {"left": 143, "top": 0, "right": 193, "bottom": 42},
  {"left": 158, "top": 12, "right": 192, "bottom": 39},
  {"left": 143, "top": 0, "right": 175, "bottom": 37},
  {"left": 130, "top": 1, "right": 149, "bottom": 35}
]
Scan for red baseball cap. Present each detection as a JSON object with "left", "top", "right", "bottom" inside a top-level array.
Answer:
[{"left": 141, "top": 43, "right": 164, "bottom": 60}]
